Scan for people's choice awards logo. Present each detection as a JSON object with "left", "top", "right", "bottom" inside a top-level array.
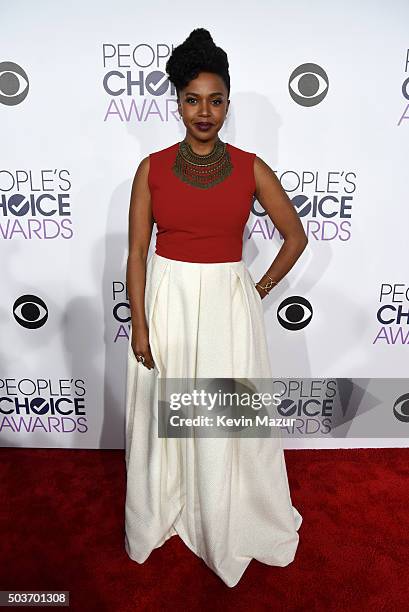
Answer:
[
  {"left": 374, "top": 283, "right": 409, "bottom": 345},
  {"left": 0, "top": 61, "right": 29, "bottom": 106},
  {"left": 0, "top": 378, "right": 88, "bottom": 435},
  {"left": 398, "top": 48, "right": 409, "bottom": 126},
  {"left": 0, "top": 169, "right": 74, "bottom": 240},
  {"left": 102, "top": 43, "right": 177, "bottom": 122},
  {"left": 251, "top": 168, "right": 355, "bottom": 243},
  {"left": 289, "top": 63, "right": 329, "bottom": 106},
  {"left": 112, "top": 280, "right": 131, "bottom": 344}
]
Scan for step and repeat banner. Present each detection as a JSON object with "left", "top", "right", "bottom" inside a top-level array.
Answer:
[{"left": 1, "top": 0, "right": 409, "bottom": 449}]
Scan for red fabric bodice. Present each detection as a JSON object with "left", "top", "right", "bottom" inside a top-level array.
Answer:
[{"left": 148, "top": 141, "right": 256, "bottom": 263}]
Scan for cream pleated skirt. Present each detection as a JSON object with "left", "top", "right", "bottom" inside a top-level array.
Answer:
[{"left": 124, "top": 252, "right": 303, "bottom": 587}]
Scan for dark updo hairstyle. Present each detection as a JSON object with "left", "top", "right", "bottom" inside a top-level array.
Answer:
[{"left": 166, "top": 28, "right": 230, "bottom": 100}]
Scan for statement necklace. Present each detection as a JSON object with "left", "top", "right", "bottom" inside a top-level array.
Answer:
[{"left": 172, "top": 137, "right": 233, "bottom": 189}]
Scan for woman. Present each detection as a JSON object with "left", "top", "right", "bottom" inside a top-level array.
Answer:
[{"left": 124, "top": 28, "right": 308, "bottom": 587}]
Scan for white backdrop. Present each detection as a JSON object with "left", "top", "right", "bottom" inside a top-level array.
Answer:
[{"left": 1, "top": 0, "right": 409, "bottom": 449}]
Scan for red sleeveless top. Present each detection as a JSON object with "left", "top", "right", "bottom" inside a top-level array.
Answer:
[{"left": 148, "top": 142, "right": 256, "bottom": 263}]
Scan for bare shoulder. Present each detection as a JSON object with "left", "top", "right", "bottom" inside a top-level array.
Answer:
[
  {"left": 254, "top": 155, "right": 275, "bottom": 177},
  {"left": 129, "top": 156, "right": 151, "bottom": 203},
  {"left": 251, "top": 155, "right": 307, "bottom": 243},
  {"left": 136, "top": 155, "right": 150, "bottom": 176},
  {"left": 253, "top": 155, "right": 280, "bottom": 193},
  {"left": 131, "top": 156, "right": 150, "bottom": 192}
]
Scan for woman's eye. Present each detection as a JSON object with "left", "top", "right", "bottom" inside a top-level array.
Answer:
[{"left": 185, "top": 98, "right": 223, "bottom": 105}]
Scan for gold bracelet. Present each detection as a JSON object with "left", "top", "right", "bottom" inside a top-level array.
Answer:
[
  {"left": 255, "top": 274, "right": 278, "bottom": 294},
  {"left": 255, "top": 283, "right": 269, "bottom": 294}
]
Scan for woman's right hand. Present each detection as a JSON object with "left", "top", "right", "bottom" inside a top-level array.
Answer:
[{"left": 131, "top": 324, "right": 155, "bottom": 370}]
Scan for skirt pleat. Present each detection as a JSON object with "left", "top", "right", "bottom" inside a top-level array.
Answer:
[{"left": 125, "top": 252, "right": 303, "bottom": 587}]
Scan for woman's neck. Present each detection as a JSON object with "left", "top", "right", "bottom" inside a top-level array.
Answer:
[{"left": 182, "top": 134, "right": 221, "bottom": 156}]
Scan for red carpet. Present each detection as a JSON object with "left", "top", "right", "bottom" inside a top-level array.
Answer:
[{"left": 1, "top": 448, "right": 408, "bottom": 611}]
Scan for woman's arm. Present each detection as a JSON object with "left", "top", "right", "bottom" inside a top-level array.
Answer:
[
  {"left": 253, "top": 156, "right": 308, "bottom": 299},
  {"left": 126, "top": 156, "right": 155, "bottom": 369}
]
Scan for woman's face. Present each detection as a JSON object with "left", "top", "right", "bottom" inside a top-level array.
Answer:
[{"left": 177, "top": 71, "right": 230, "bottom": 141}]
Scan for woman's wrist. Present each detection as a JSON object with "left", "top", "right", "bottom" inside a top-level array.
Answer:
[
  {"left": 255, "top": 273, "right": 278, "bottom": 296},
  {"left": 131, "top": 316, "right": 148, "bottom": 331}
]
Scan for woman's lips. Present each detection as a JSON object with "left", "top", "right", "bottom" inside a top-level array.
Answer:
[{"left": 195, "top": 122, "right": 213, "bottom": 131}]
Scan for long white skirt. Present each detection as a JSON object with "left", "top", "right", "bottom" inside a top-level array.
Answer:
[{"left": 124, "top": 252, "right": 303, "bottom": 587}]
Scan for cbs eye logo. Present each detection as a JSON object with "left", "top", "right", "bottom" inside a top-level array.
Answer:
[
  {"left": 277, "top": 296, "right": 313, "bottom": 330},
  {"left": 13, "top": 295, "right": 48, "bottom": 329},
  {"left": 393, "top": 393, "right": 409, "bottom": 423},
  {"left": 0, "top": 61, "right": 29, "bottom": 106},
  {"left": 289, "top": 63, "right": 329, "bottom": 107}
]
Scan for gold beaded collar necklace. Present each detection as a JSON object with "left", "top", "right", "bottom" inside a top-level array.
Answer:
[{"left": 172, "top": 137, "right": 233, "bottom": 189}]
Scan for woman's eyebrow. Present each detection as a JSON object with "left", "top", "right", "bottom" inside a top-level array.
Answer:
[{"left": 184, "top": 92, "right": 225, "bottom": 97}]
